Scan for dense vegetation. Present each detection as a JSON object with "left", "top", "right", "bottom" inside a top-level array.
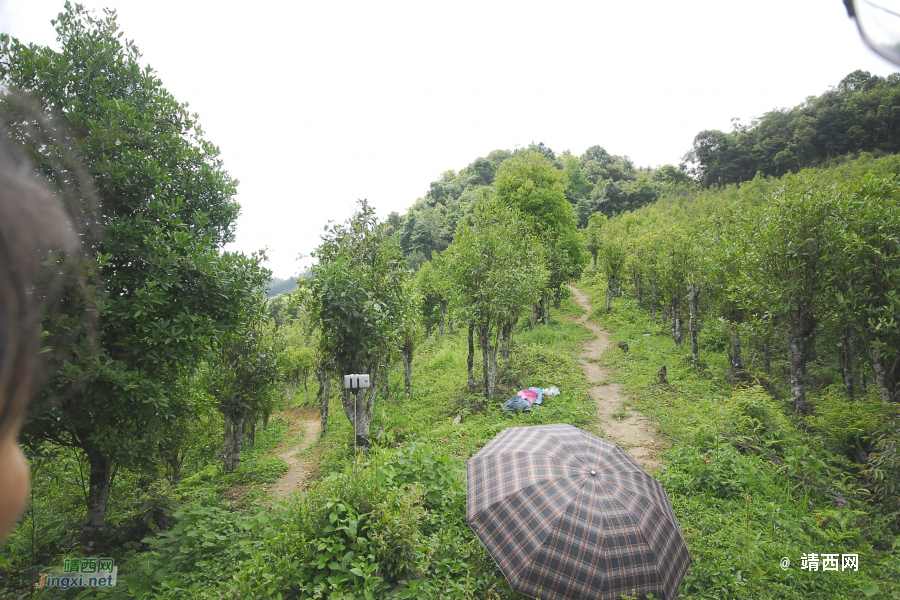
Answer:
[
  {"left": 0, "top": 3, "right": 898, "bottom": 599},
  {"left": 579, "top": 277, "right": 900, "bottom": 598},
  {"left": 686, "top": 70, "right": 900, "bottom": 186}
]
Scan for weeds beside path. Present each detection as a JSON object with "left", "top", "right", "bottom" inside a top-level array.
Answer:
[{"left": 568, "top": 284, "right": 662, "bottom": 471}]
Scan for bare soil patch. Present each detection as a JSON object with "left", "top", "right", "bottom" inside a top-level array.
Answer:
[{"left": 567, "top": 285, "right": 663, "bottom": 471}]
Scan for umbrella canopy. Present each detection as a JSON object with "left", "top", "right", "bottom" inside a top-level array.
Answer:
[{"left": 466, "top": 423, "right": 690, "bottom": 600}]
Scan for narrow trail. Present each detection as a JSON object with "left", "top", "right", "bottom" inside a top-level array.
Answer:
[
  {"left": 269, "top": 407, "right": 321, "bottom": 499},
  {"left": 567, "top": 285, "right": 662, "bottom": 472}
]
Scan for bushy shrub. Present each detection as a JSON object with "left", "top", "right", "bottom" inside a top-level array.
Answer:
[
  {"left": 809, "top": 391, "right": 896, "bottom": 461},
  {"left": 220, "top": 444, "right": 462, "bottom": 599},
  {"left": 723, "top": 386, "right": 794, "bottom": 448},
  {"left": 663, "top": 443, "right": 768, "bottom": 500}
]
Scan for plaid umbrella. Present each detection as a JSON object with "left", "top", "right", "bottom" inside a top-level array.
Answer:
[{"left": 466, "top": 423, "right": 690, "bottom": 600}]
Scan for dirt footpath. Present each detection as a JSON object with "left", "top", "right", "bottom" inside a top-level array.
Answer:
[
  {"left": 567, "top": 285, "right": 662, "bottom": 472},
  {"left": 269, "top": 407, "right": 321, "bottom": 499}
]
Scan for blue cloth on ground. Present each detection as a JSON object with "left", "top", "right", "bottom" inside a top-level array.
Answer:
[
  {"left": 529, "top": 387, "right": 544, "bottom": 405},
  {"left": 503, "top": 396, "right": 532, "bottom": 413}
]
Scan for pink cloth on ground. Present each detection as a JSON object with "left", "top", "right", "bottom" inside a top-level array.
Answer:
[{"left": 517, "top": 389, "right": 539, "bottom": 403}]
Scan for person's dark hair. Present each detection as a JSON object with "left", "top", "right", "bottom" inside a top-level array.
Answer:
[{"left": 0, "top": 134, "right": 80, "bottom": 441}]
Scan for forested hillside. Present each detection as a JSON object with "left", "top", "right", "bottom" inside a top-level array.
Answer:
[
  {"left": 686, "top": 69, "right": 900, "bottom": 186},
  {"left": 1, "top": 4, "right": 899, "bottom": 599},
  {"left": 389, "top": 142, "right": 691, "bottom": 270}
]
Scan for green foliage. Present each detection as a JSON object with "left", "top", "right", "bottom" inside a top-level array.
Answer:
[
  {"left": 414, "top": 259, "right": 446, "bottom": 337},
  {"left": 443, "top": 198, "right": 547, "bottom": 397},
  {"left": 494, "top": 150, "right": 572, "bottom": 233},
  {"left": 723, "top": 386, "right": 793, "bottom": 446},
  {"left": 304, "top": 200, "right": 408, "bottom": 376},
  {"left": 581, "top": 280, "right": 900, "bottom": 599},
  {"left": 809, "top": 391, "right": 896, "bottom": 459},
  {"left": 494, "top": 150, "right": 587, "bottom": 298},
  {"left": 834, "top": 176, "right": 900, "bottom": 403},
  {"left": 862, "top": 414, "right": 900, "bottom": 513},
  {"left": 2, "top": 1, "right": 269, "bottom": 553},
  {"left": 685, "top": 70, "right": 900, "bottom": 186}
]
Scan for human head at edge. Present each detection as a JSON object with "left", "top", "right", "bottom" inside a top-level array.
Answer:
[{"left": 0, "top": 133, "right": 79, "bottom": 543}]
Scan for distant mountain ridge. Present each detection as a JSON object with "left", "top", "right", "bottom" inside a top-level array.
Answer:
[{"left": 267, "top": 276, "right": 298, "bottom": 297}]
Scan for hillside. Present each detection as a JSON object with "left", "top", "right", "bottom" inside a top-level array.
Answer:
[{"left": 3, "top": 13, "right": 899, "bottom": 598}]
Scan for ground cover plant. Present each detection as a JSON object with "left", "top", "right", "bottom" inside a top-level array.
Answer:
[{"left": 579, "top": 274, "right": 900, "bottom": 599}]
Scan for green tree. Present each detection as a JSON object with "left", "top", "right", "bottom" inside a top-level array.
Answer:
[
  {"left": 207, "top": 294, "right": 281, "bottom": 470},
  {"left": 415, "top": 257, "right": 447, "bottom": 337},
  {"left": 5, "top": 4, "right": 264, "bottom": 554},
  {"left": 302, "top": 200, "right": 408, "bottom": 447},
  {"left": 494, "top": 150, "right": 585, "bottom": 318},
  {"left": 562, "top": 153, "right": 593, "bottom": 202},
  {"left": 443, "top": 199, "right": 547, "bottom": 399},
  {"left": 836, "top": 176, "right": 900, "bottom": 403},
  {"left": 596, "top": 221, "right": 628, "bottom": 313},
  {"left": 738, "top": 178, "right": 840, "bottom": 413},
  {"left": 397, "top": 278, "right": 424, "bottom": 394}
]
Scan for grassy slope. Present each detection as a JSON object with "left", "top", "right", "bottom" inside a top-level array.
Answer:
[
  {"left": 58, "top": 278, "right": 899, "bottom": 599},
  {"left": 107, "top": 298, "right": 599, "bottom": 599},
  {"left": 578, "top": 277, "right": 900, "bottom": 599}
]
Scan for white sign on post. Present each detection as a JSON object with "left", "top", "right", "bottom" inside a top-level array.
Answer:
[
  {"left": 343, "top": 374, "right": 370, "bottom": 392},
  {"left": 343, "top": 374, "right": 370, "bottom": 453}
]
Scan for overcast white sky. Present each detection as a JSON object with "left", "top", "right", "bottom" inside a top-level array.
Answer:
[{"left": 0, "top": 0, "right": 896, "bottom": 278}]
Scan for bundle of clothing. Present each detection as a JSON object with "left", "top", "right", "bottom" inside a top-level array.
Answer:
[{"left": 502, "top": 386, "right": 561, "bottom": 413}]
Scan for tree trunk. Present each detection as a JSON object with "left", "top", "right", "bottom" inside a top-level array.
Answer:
[
  {"left": 81, "top": 443, "right": 113, "bottom": 555},
  {"left": 553, "top": 293, "right": 561, "bottom": 309},
  {"left": 544, "top": 294, "right": 550, "bottom": 326},
  {"left": 606, "top": 282, "right": 613, "bottom": 313},
  {"left": 728, "top": 323, "right": 743, "bottom": 377},
  {"left": 840, "top": 320, "right": 855, "bottom": 401},
  {"left": 688, "top": 283, "right": 699, "bottom": 363},
  {"left": 401, "top": 338, "right": 413, "bottom": 394},
  {"left": 467, "top": 323, "right": 476, "bottom": 388},
  {"left": 672, "top": 299, "right": 682, "bottom": 345},
  {"left": 249, "top": 419, "right": 256, "bottom": 449},
  {"left": 223, "top": 411, "right": 246, "bottom": 472},
  {"left": 530, "top": 303, "right": 538, "bottom": 329},
  {"left": 439, "top": 303, "right": 446, "bottom": 337},
  {"left": 501, "top": 322, "right": 512, "bottom": 361},
  {"left": 285, "top": 385, "right": 292, "bottom": 411},
  {"left": 448, "top": 316, "right": 453, "bottom": 334},
  {"left": 263, "top": 412, "right": 269, "bottom": 430},
  {"left": 788, "top": 329, "right": 810, "bottom": 414},
  {"left": 303, "top": 373, "right": 310, "bottom": 404},
  {"left": 649, "top": 282, "right": 657, "bottom": 322},
  {"left": 167, "top": 451, "right": 183, "bottom": 487},
  {"left": 869, "top": 345, "right": 893, "bottom": 403},
  {"left": 478, "top": 326, "right": 496, "bottom": 399},
  {"left": 316, "top": 366, "right": 330, "bottom": 432}
]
